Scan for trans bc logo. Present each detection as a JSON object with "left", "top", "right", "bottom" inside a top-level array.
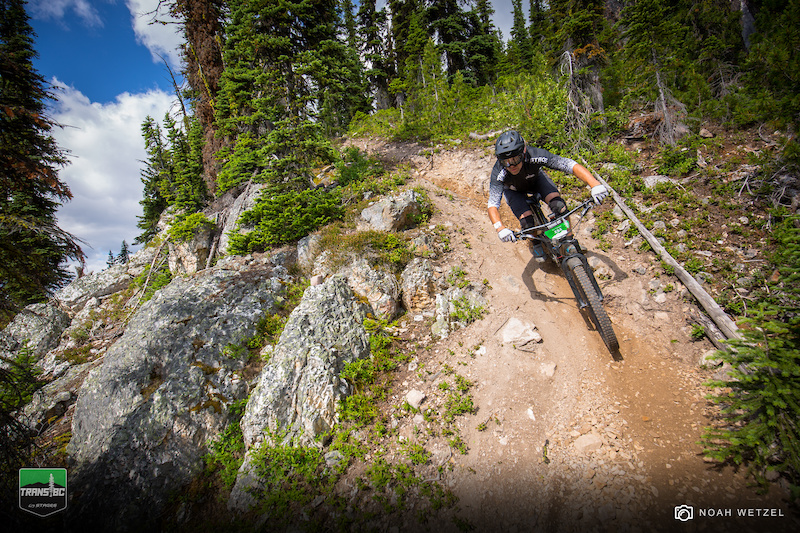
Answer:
[{"left": 19, "top": 468, "right": 67, "bottom": 517}]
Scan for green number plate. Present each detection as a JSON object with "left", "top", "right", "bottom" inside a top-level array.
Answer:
[{"left": 544, "top": 220, "right": 570, "bottom": 240}]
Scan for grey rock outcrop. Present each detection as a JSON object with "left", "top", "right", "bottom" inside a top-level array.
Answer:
[
  {"left": 65, "top": 259, "right": 290, "bottom": 530},
  {"left": 338, "top": 257, "right": 401, "bottom": 320},
  {"left": 54, "top": 245, "right": 158, "bottom": 311},
  {"left": 214, "top": 182, "right": 267, "bottom": 256},
  {"left": 358, "top": 189, "right": 422, "bottom": 232},
  {"left": 168, "top": 224, "right": 214, "bottom": 275},
  {"left": 229, "top": 275, "right": 370, "bottom": 511},
  {"left": 0, "top": 302, "right": 70, "bottom": 361},
  {"left": 401, "top": 258, "right": 437, "bottom": 311},
  {"left": 297, "top": 233, "right": 324, "bottom": 274}
]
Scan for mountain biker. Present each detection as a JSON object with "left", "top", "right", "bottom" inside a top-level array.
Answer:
[{"left": 487, "top": 130, "right": 609, "bottom": 261}]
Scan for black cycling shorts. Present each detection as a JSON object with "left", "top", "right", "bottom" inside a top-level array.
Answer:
[{"left": 502, "top": 172, "right": 559, "bottom": 219}]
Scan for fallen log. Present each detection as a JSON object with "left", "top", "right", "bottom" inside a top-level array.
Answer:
[{"left": 584, "top": 162, "right": 743, "bottom": 343}]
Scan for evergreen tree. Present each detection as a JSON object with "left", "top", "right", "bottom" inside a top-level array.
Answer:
[
  {"left": 506, "top": 0, "right": 530, "bottom": 71},
  {"left": 170, "top": 0, "right": 226, "bottom": 196},
  {"left": 464, "top": 0, "right": 501, "bottom": 86},
  {"left": 118, "top": 240, "right": 130, "bottom": 263},
  {"left": 547, "top": 0, "right": 605, "bottom": 55},
  {"left": 215, "top": 0, "right": 365, "bottom": 192},
  {"left": 426, "top": 0, "right": 471, "bottom": 80},
  {"left": 619, "top": 0, "right": 688, "bottom": 143},
  {"left": 107, "top": 251, "right": 116, "bottom": 268},
  {"left": 739, "top": 0, "right": 800, "bottom": 125},
  {"left": 134, "top": 113, "right": 207, "bottom": 244},
  {"left": 135, "top": 116, "right": 170, "bottom": 244},
  {"left": 388, "top": 1, "right": 430, "bottom": 115},
  {"left": 0, "top": 0, "right": 84, "bottom": 321},
  {"left": 528, "top": 0, "right": 547, "bottom": 47},
  {"left": 388, "top": 0, "right": 425, "bottom": 84},
  {"left": 340, "top": 0, "right": 358, "bottom": 50},
  {"left": 358, "top": 0, "right": 394, "bottom": 109}
]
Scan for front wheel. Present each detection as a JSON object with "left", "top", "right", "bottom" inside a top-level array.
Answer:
[{"left": 567, "top": 258, "right": 619, "bottom": 352}]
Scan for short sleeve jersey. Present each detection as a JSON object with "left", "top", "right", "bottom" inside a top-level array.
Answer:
[{"left": 487, "top": 147, "right": 577, "bottom": 209}]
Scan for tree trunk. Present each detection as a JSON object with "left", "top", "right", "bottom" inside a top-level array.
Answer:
[{"left": 174, "top": 0, "right": 225, "bottom": 197}]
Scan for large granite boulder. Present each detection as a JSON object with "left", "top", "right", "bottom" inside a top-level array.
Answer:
[
  {"left": 0, "top": 302, "right": 71, "bottom": 361},
  {"left": 358, "top": 189, "right": 422, "bottom": 232},
  {"left": 65, "top": 259, "right": 291, "bottom": 530},
  {"left": 228, "top": 275, "right": 371, "bottom": 511}
]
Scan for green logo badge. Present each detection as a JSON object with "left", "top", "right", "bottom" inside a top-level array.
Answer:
[{"left": 19, "top": 468, "right": 67, "bottom": 517}]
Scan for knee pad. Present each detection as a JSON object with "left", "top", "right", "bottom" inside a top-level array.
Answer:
[
  {"left": 548, "top": 197, "right": 567, "bottom": 217},
  {"left": 520, "top": 215, "right": 537, "bottom": 230}
]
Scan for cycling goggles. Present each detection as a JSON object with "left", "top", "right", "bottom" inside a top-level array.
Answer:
[{"left": 499, "top": 153, "right": 524, "bottom": 168}]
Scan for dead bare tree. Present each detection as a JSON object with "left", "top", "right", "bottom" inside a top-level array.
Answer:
[{"left": 559, "top": 50, "right": 603, "bottom": 151}]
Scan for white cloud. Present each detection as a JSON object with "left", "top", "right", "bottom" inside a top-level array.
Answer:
[
  {"left": 27, "top": 0, "right": 104, "bottom": 27},
  {"left": 125, "top": 0, "right": 184, "bottom": 70},
  {"left": 49, "top": 80, "right": 176, "bottom": 274}
]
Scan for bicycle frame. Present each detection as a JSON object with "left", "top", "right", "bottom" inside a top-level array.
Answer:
[{"left": 513, "top": 198, "right": 604, "bottom": 309}]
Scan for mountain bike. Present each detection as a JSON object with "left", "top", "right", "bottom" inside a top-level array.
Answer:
[{"left": 513, "top": 196, "right": 619, "bottom": 352}]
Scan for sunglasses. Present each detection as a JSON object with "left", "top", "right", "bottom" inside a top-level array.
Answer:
[{"left": 500, "top": 153, "right": 524, "bottom": 168}]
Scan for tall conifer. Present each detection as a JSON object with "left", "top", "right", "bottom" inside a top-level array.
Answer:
[{"left": 0, "top": 0, "right": 83, "bottom": 321}]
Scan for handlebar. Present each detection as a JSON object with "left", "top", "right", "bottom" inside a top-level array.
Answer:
[{"left": 512, "top": 199, "right": 596, "bottom": 239}]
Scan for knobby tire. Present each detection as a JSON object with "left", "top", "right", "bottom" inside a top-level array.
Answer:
[{"left": 567, "top": 258, "right": 619, "bottom": 352}]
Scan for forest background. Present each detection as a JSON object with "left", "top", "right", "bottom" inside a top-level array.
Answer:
[{"left": 2, "top": 0, "right": 799, "bottom": 510}]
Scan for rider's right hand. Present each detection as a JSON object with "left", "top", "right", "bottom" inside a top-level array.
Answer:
[{"left": 498, "top": 228, "right": 516, "bottom": 242}]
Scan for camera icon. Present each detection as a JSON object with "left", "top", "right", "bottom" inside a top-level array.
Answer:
[{"left": 674, "top": 504, "right": 694, "bottom": 521}]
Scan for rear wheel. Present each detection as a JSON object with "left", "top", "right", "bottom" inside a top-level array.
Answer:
[{"left": 567, "top": 258, "right": 619, "bottom": 352}]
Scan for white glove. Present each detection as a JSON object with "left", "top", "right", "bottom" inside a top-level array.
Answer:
[
  {"left": 591, "top": 184, "right": 609, "bottom": 204},
  {"left": 498, "top": 228, "right": 516, "bottom": 242}
]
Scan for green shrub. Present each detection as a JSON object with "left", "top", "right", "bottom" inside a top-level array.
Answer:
[
  {"left": 203, "top": 399, "right": 247, "bottom": 490},
  {"left": 228, "top": 188, "right": 344, "bottom": 254},
  {"left": 0, "top": 343, "right": 42, "bottom": 410},
  {"left": 702, "top": 215, "right": 800, "bottom": 493},
  {"left": 167, "top": 212, "right": 216, "bottom": 243},
  {"left": 336, "top": 147, "right": 384, "bottom": 187},
  {"left": 318, "top": 228, "right": 413, "bottom": 273}
]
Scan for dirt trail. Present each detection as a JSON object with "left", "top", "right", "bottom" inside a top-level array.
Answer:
[{"left": 351, "top": 139, "right": 797, "bottom": 532}]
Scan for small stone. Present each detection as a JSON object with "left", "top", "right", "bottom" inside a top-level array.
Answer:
[
  {"left": 540, "top": 362, "right": 557, "bottom": 378},
  {"left": 598, "top": 504, "right": 616, "bottom": 521},
  {"left": 405, "top": 389, "right": 426, "bottom": 409},
  {"left": 574, "top": 433, "right": 602, "bottom": 453}
]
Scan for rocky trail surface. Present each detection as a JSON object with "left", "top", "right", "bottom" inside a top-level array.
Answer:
[{"left": 345, "top": 138, "right": 797, "bottom": 532}]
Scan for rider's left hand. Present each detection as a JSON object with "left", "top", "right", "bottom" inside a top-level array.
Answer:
[{"left": 591, "top": 184, "right": 609, "bottom": 204}]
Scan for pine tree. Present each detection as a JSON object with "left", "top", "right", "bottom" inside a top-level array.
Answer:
[
  {"left": 388, "top": 0, "right": 425, "bottom": 84},
  {"left": 0, "top": 0, "right": 84, "bottom": 321},
  {"left": 118, "top": 240, "right": 130, "bottom": 263},
  {"left": 214, "top": 0, "right": 365, "bottom": 193},
  {"left": 528, "top": 0, "right": 547, "bottom": 47},
  {"left": 135, "top": 116, "right": 170, "bottom": 244},
  {"left": 426, "top": 0, "right": 471, "bottom": 80},
  {"left": 340, "top": 0, "right": 358, "bottom": 50},
  {"left": 703, "top": 215, "right": 800, "bottom": 491},
  {"left": 358, "top": 0, "right": 395, "bottom": 109},
  {"left": 619, "top": 0, "right": 688, "bottom": 144},
  {"left": 505, "top": 0, "right": 530, "bottom": 71},
  {"left": 170, "top": 0, "right": 226, "bottom": 196},
  {"left": 464, "top": 0, "right": 501, "bottom": 86}
]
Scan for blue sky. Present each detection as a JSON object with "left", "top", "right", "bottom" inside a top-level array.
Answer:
[
  {"left": 26, "top": 0, "right": 519, "bottom": 275},
  {"left": 28, "top": 0, "right": 182, "bottom": 274}
]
